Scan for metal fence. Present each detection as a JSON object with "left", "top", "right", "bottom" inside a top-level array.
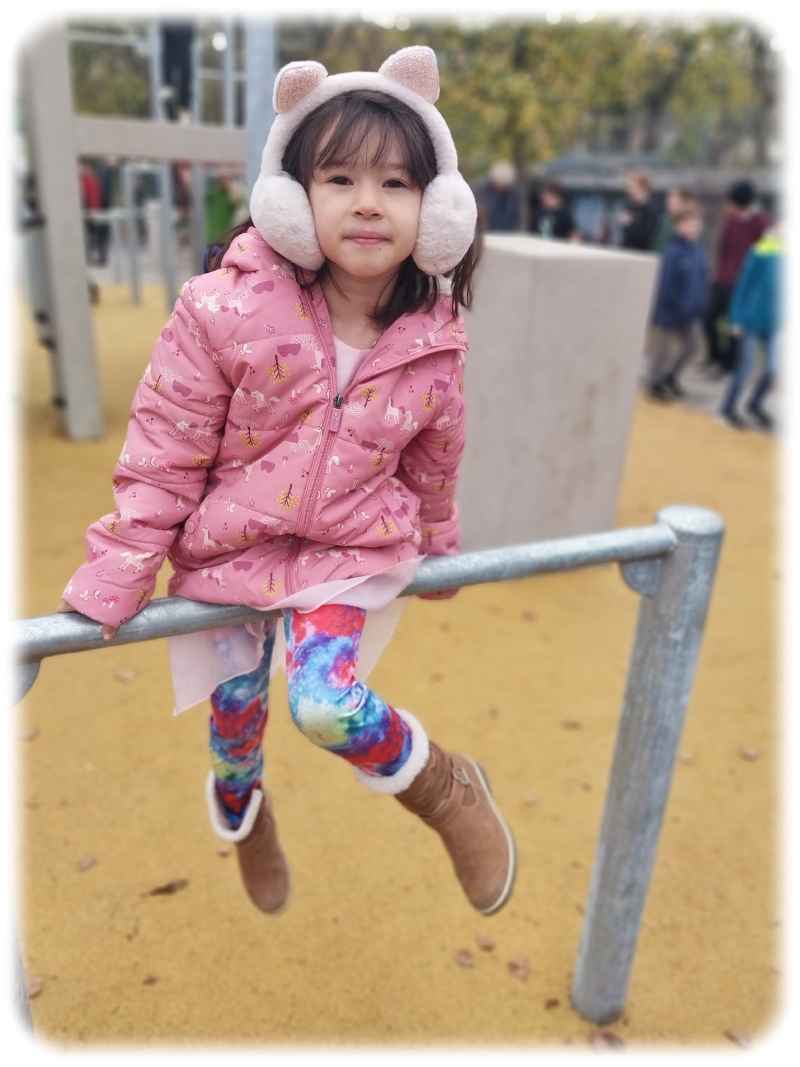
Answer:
[{"left": 14, "top": 503, "right": 724, "bottom": 1028}]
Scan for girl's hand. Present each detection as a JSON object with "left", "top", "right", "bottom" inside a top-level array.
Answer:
[
  {"left": 417, "top": 588, "right": 460, "bottom": 601},
  {"left": 57, "top": 599, "right": 118, "bottom": 642}
]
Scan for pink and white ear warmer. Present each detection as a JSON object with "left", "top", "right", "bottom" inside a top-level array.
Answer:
[{"left": 249, "top": 46, "right": 477, "bottom": 276}]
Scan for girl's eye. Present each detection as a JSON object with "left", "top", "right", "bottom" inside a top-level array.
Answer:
[
  {"left": 386, "top": 179, "right": 409, "bottom": 189},
  {"left": 329, "top": 176, "right": 351, "bottom": 185}
]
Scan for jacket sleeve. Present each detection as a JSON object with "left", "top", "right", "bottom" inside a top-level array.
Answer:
[
  {"left": 62, "top": 279, "right": 233, "bottom": 628},
  {"left": 395, "top": 350, "right": 466, "bottom": 556},
  {"left": 728, "top": 249, "right": 756, "bottom": 329}
]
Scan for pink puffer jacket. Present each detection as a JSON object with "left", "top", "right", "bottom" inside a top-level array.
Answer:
[{"left": 63, "top": 228, "right": 468, "bottom": 629}]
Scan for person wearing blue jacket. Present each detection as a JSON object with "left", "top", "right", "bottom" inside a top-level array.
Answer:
[
  {"left": 719, "top": 225, "right": 783, "bottom": 430},
  {"left": 645, "top": 206, "right": 710, "bottom": 400}
]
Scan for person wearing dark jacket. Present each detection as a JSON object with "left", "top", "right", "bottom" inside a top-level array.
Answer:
[
  {"left": 620, "top": 171, "right": 659, "bottom": 252},
  {"left": 645, "top": 206, "right": 710, "bottom": 399},
  {"left": 704, "top": 180, "right": 770, "bottom": 376},
  {"left": 528, "top": 180, "right": 577, "bottom": 240},
  {"left": 476, "top": 160, "right": 521, "bottom": 232}
]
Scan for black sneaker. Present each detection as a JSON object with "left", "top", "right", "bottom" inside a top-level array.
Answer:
[
  {"left": 663, "top": 377, "right": 686, "bottom": 399},
  {"left": 748, "top": 408, "right": 774, "bottom": 431},
  {"left": 718, "top": 409, "right": 747, "bottom": 430},
  {"left": 647, "top": 383, "right": 673, "bottom": 402}
]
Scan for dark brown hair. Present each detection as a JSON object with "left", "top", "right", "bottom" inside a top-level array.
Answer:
[{"left": 207, "top": 90, "right": 481, "bottom": 327}]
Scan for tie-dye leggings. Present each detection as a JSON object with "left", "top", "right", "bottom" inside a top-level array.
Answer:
[{"left": 210, "top": 604, "right": 419, "bottom": 830}]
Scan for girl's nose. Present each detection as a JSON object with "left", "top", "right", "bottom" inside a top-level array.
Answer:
[{"left": 353, "top": 181, "right": 383, "bottom": 216}]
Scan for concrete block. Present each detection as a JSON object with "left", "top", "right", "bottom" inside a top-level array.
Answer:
[{"left": 459, "top": 234, "right": 658, "bottom": 547}]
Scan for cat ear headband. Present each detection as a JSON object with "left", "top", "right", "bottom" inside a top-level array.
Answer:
[{"left": 249, "top": 46, "right": 477, "bottom": 276}]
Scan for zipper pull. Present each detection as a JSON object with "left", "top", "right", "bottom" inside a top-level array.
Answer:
[{"left": 330, "top": 393, "right": 344, "bottom": 432}]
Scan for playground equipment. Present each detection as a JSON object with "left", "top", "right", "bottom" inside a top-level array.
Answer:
[
  {"left": 17, "top": 19, "right": 275, "bottom": 440},
  {"left": 15, "top": 505, "right": 724, "bottom": 1027}
]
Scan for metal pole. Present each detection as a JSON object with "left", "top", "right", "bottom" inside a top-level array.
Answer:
[
  {"left": 15, "top": 522, "right": 679, "bottom": 701},
  {"left": 121, "top": 162, "right": 141, "bottom": 304},
  {"left": 149, "top": 21, "right": 177, "bottom": 312},
  {"left": 571, "top": 505, "right": 725, "bottom": 1024},
  {"left": 19, "top": 23, "right": 103, "bottom": 439},
  {"left": 190, "top": 26, "right": 207, "bottom": 274},
  {"left": 223, "top": 20, "right": 235, "bottom": 127},
  {"left": 245, "top": 19, "right": 275, "bottom": 194}
]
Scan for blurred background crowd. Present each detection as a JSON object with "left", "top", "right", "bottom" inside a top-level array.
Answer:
[{"left": 19, "top": 14, "right": 783, "bottom": 433}]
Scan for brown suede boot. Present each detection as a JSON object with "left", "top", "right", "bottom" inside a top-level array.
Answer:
[
  {"left": 206, "top": 773, "right": 291, "bottom": 915},
  {"left": 395, "top": 741, "right": 516, "bottom": 915}
]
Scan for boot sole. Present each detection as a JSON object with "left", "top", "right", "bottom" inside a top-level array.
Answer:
[{"left": 471, "top": 759, "right": 517, "bottom": 916}]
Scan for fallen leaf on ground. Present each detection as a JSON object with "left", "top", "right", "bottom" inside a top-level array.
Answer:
[
  {"left": 560, "top": 720, "right": 582, "bottom": 730},
  {"left": 453, "top": 949, "right": 474, "bottom": 969},
  {"left": 145, "top": 878, "right": 189, "bottom": 896},
  {"left": 217, "top": 849, "right": 231, "bottom": 858},
  {"left": 507, "top": 957, "right": 530, "bottom": 981},
  {"left": 679, "top": 752, "right": 694, "bottom": 765},
  {"left": 521, "top": 610, "right": 537, "bottom": 622},
  {"left": 589, "top": 1030, "right": 625, "bottom": 1048},
  {"left": 142, "top": 975, "right": 159, "bottom": 986},
  {"left": 738, "top": 748, "right": 760, "bottom": 762},
  {"left": 476, "top": 935, "right": 495, "bottom": 952},
  {"left": 523, "top": 794, "right": 538, "bottom": 807},
  {"left": 487, "top": 707, "right": 500, "bottom": 719},
  {"left": 77, "top": 856, "right": 97, "bottom": 872},
  {"left": 112, "top": 669, "right": 137, "bottom": 683},
  {"left": 724, "top": 1030, "right": 750, "bottom": 1048},
  {"left": 430, "top": 672, "right": 444, "bottom": 683},
  {"left": 20, "top": 728, "right": 40, "bottom": 742},
  {"left": 27, "top": 977, "right": 43, "bottom": 999},
  {"left": 545, "top": 998, "right": 560, "bottom": 1009}
]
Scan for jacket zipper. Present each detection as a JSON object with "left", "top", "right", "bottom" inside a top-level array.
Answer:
[{"left": 284, "top": 295, "right": 467, "bottom": 593}]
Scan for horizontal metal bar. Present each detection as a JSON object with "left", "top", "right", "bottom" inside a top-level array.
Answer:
[
  {"left": 15, "top": 522, "right": 676, "bottom": 665},
  {"left": 74, "top": 115, "right": 246, "bottom": 164}
]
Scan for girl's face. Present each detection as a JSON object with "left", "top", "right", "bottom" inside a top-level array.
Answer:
[{"left": 308, "top": 128, "right": 423, "bottom": 283}]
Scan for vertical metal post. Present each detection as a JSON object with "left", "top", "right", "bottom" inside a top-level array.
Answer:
[
  {"left": 223, "top": 20, "right": 235, "bottom": 127},
  {"left": 571, "top": 505, "right": 725, "bottom": 1024},
  {"left": 19, "top": 22, "right": 103, "bottom": 439},
  {"left": 149, "top": 20, "right": 177, "bottom": 312},
  {"left": 245, "top": 19, "right": 275, "bottom": 194},
  {"left": 190, "top": 25, "right": 207, "bottom": 274},
  {"left": 110, "top": 209, "right": 123, "bottom": 285},
  {"left": 121, "top": 162, "right": 141, "bottom": 304}
]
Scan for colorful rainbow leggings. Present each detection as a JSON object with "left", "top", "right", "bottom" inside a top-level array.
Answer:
[{"left": 210, "top": 604, "right": 414, "bottom": 829}]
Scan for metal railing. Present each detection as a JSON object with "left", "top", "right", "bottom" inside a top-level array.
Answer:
[{"left": 14, "top": 504, "right": 724, "bottom": 1026}]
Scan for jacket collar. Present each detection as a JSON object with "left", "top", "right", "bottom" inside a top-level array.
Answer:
[{"left": 220, "top": 226, "right": 468, "bottom": 372}]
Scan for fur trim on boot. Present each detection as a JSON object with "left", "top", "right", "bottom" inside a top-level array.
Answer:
[
  {"left": 352, "top": 707, "right": 430, "bottom": 795},
  {"left": 206, "top": 772, "right": 291, "bottom": 914},
  {"left": 395, "top": 742, "right": 516, "bottom": 916}
]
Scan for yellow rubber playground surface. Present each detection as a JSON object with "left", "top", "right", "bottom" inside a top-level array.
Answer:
[{"left": 16, "top": 284, "right": 781, "bottom": 1049}]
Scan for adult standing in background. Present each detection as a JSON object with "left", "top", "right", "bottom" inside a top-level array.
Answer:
[
  {"left": 704, "top": 180, "right": 771, "bottom": 378},
  {"left": 476, "top": 161, "right": 522, "bottom": 232},
  {"left": 619, "top": 171, "right": 660, "bottom": 252},
  {"left": 528, "top": 180, "right": 578, "bottom": 241}
]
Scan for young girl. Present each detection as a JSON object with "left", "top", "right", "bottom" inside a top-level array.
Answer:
[{"left": 58, "top": 46, "right": 516, "bottom": 918}]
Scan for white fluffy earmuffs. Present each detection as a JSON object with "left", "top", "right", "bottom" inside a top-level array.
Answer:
[{"left": 249, "top": 46, "right": 477, "bottom": 276}]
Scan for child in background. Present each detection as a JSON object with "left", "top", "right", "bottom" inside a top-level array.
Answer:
[
  {"left": 703, "top": 180, "right": 770, "bottom": 377},
  {"left": 645, "top": 205, "right": 709, "bottom": 401},
  {"left": 719, "top": 222, "right": 783, "bottom": 430},
  {"left": 57, "top": 47, "right": 516, "bottom": 919}
]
